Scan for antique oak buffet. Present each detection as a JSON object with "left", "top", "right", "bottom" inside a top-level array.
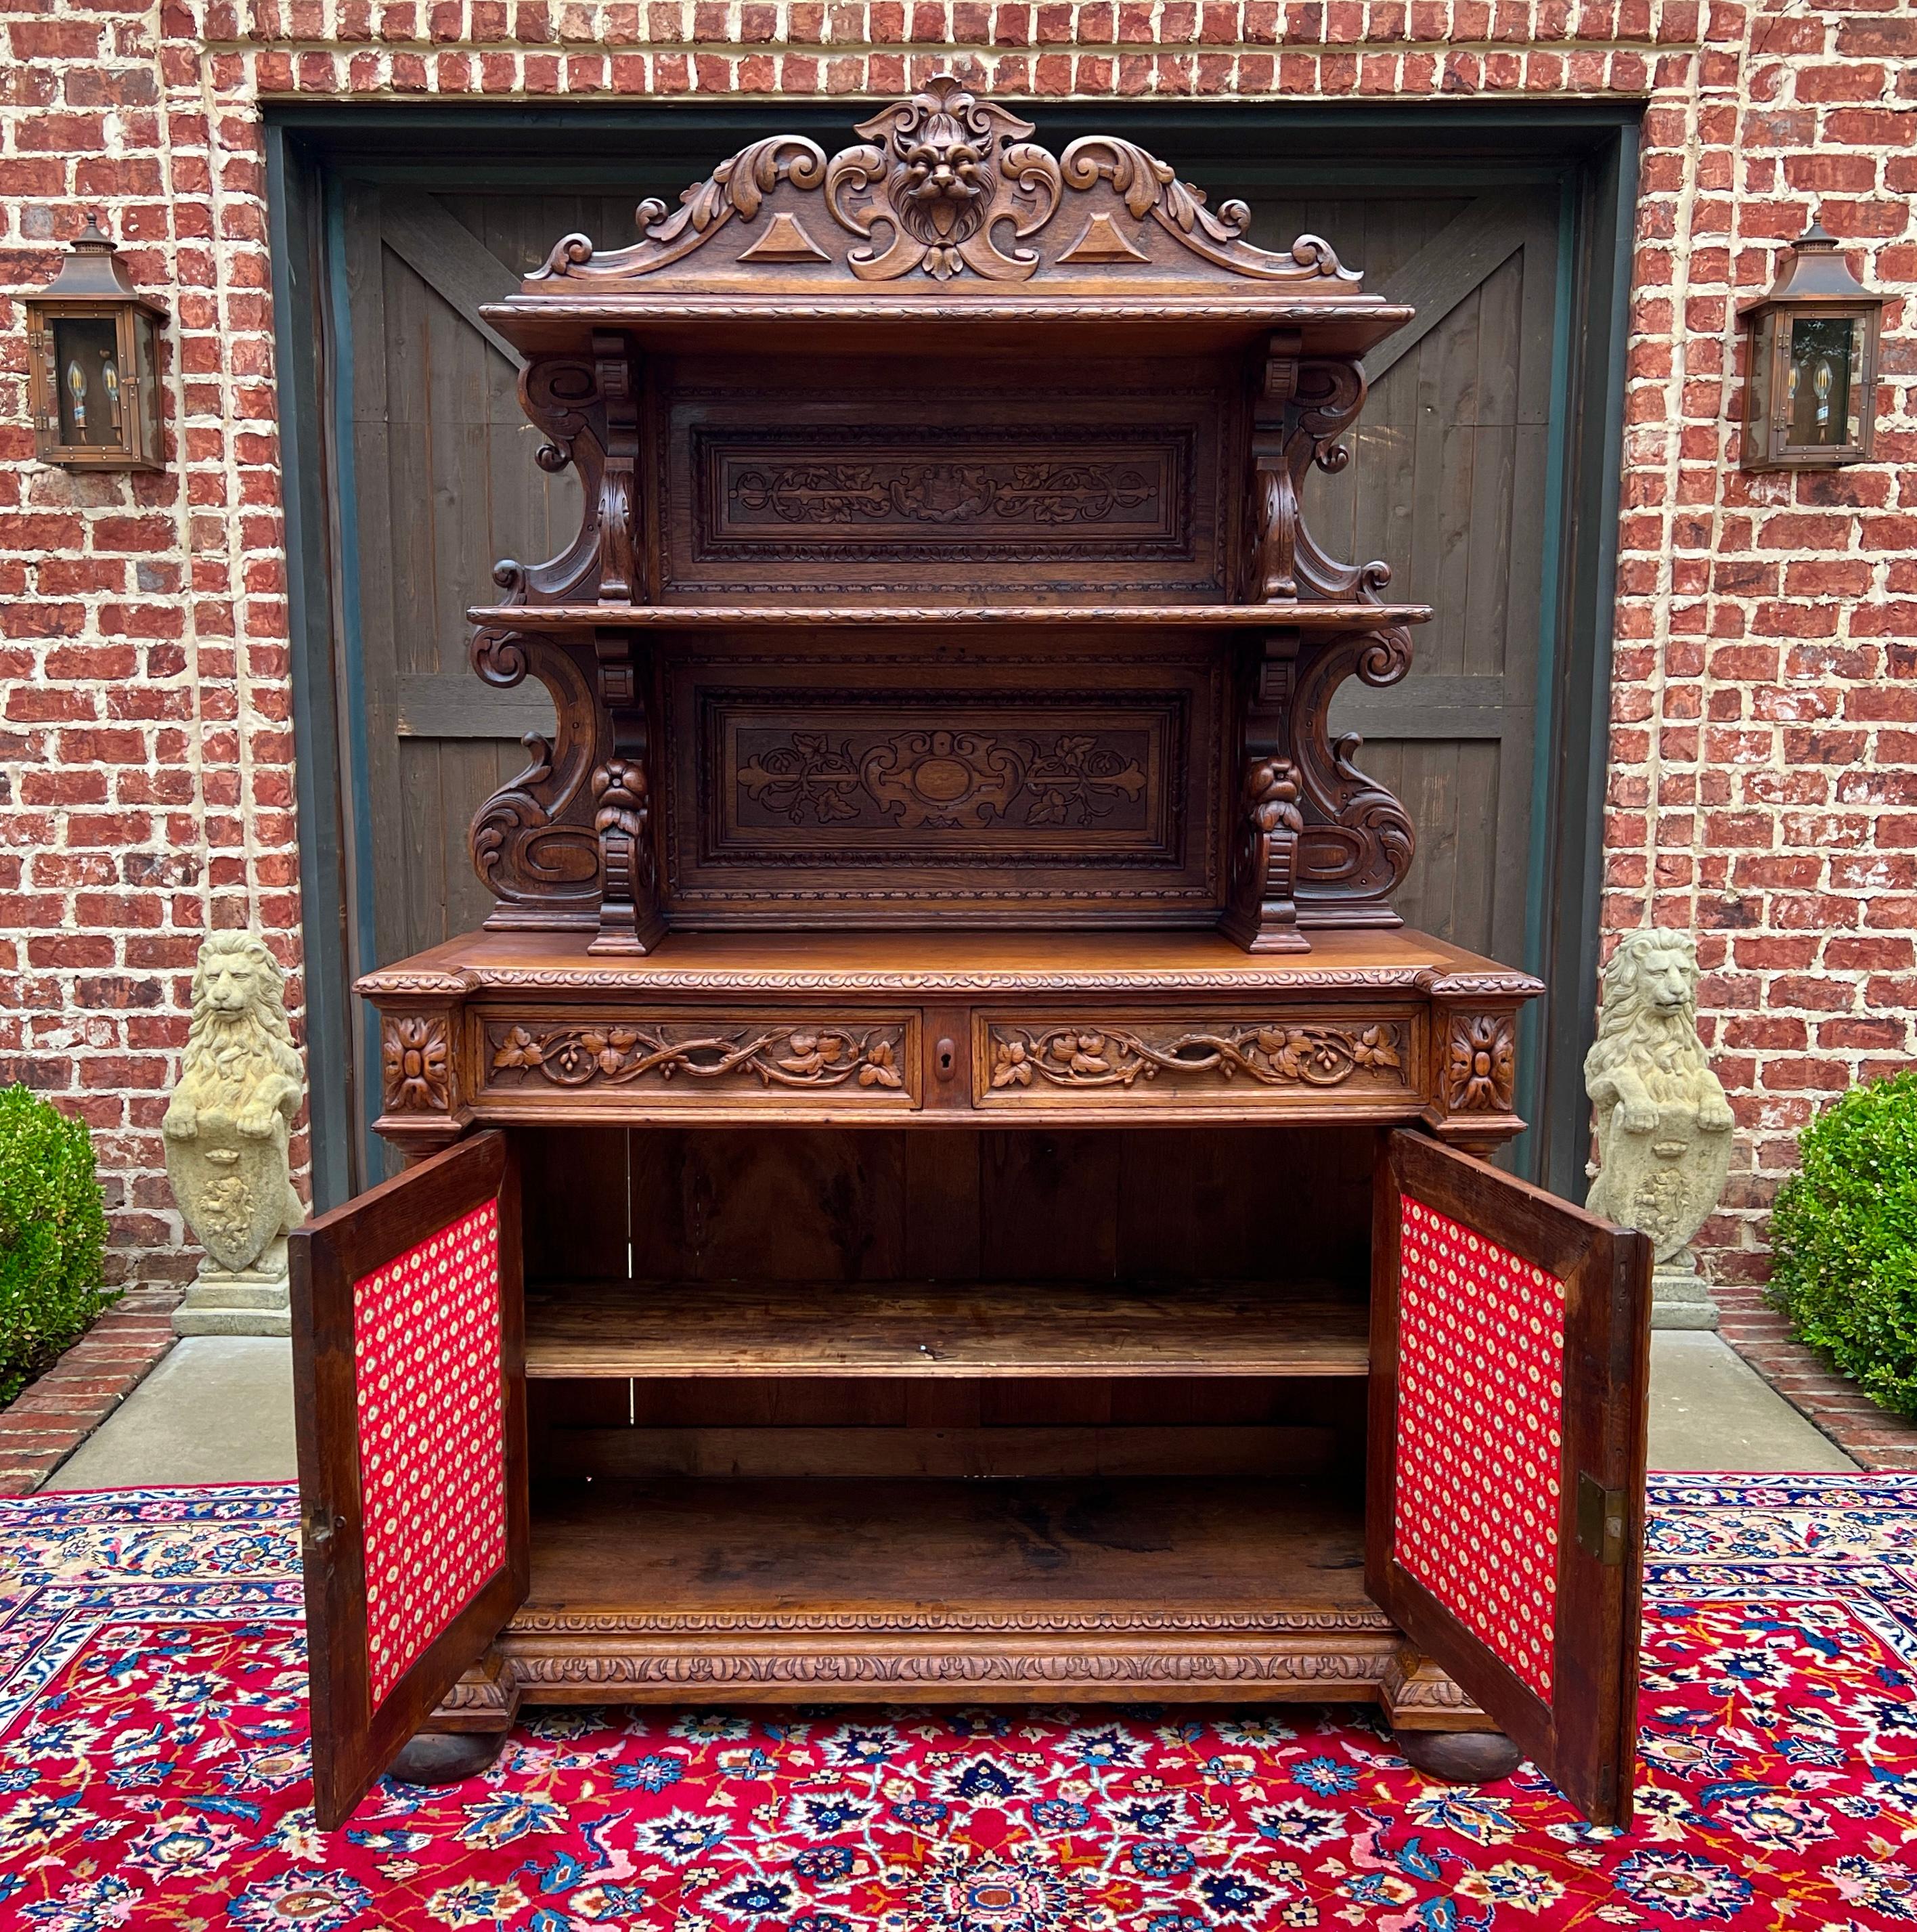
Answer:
[{"left": 291, "top": 80, "right": 1652, "bottom": 1833}]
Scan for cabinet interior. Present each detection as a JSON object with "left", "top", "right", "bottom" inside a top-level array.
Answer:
[{"left": 516, "top": 1123, "right": 1376, "bottom": 1632}]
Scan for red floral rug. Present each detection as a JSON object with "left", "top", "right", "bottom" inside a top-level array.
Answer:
[{"left": 3, "top": 1476, "right": 1917, "bottom": 1930}]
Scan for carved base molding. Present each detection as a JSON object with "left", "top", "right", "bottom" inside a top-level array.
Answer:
[{"left": 499, "top": 1627, "right": 1405, "bottom": 1700}]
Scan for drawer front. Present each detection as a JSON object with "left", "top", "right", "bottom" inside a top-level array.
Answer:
[
  {"left": 972, "top": 1010, "right": 1417, "bottom": 1113},
  {"left": 480, "top": 1012, "right": 921, "bottom": 1112}
]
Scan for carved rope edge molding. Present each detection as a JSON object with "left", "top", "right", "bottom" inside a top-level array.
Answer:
[{"left": 359, "top": 965, "right": 1537, "bottom": 997}]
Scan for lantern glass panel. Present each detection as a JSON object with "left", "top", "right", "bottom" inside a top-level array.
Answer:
[
  {"left": 133, "top": 310, "right": 162, "bottom": 460},
  {"left": 1786, "top": 313, "right": 1863, "bottom": 451},
  {"left": 51, "top": 315, "right": 124, "bottom": 449}
]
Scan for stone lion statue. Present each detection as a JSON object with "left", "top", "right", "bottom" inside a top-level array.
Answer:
[
  {"left": 162, "top": 933, "right": 306, "bottom": 1280},
  {"left": 1584, "top": 929, "right": 1735, "bottom": 1264}
]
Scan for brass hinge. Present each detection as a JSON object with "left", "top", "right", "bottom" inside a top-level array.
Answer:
[{"left": 1577, "top": 1471, "right": 1627, "bottom": 1567}]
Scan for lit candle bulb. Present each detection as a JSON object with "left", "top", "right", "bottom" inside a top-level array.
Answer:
[{"left": 66, "top": 359, "right": 88, "bottom": 429}]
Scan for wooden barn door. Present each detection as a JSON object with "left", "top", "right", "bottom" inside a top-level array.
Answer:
[
  {"left": 333, "top": 186, "right": 643, "bottom": 1175},
  {"left": 1239, "top": 185, "right": 1565, "bottom": 974}
]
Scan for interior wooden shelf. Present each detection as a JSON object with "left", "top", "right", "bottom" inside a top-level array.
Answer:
[
  {"left": 523, "top": 1474, "right": 1378, "bottom": 1620},
  {"left": 524, "top": 1281, "right": 1369, "bottom": 1380},
  {"left": 466, "top": 600, "right": 1433, "bottom": 630}
]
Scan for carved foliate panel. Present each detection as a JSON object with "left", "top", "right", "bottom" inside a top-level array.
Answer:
[
  {"left": 703, "top": 429, "right": 1185, "bottom": 550},
  {"left": 726, "top": 714, "right": 1160, "bottom": 844},
  {"left": 660, "top": 647, "right": 1227, "bottom": 923},
  {"left": 482, "top": 1015, "right": 919, "bottom": 1107},
  {"left": 661, "top": 382, "right": 1231, "bottom": 599},
  {"left": 973, "top": 1012, "right": 1413, "bottom": 1109}
]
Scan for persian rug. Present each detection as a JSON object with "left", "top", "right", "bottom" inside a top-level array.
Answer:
[{"left": 3, "top": 1476, "right": 1917, "bottom": 1931}]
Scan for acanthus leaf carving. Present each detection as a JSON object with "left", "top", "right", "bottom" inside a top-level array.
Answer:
[{"left": 529, "top": 136, "right": 831, "bottom": 282}]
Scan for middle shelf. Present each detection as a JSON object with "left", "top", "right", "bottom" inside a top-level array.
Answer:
[{"left": 523, "top": 1280, "right": 1370, "bottom": 1380}]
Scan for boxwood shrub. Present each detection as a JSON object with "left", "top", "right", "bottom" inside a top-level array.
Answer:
[
  {"left": 1768, "top": 1070, "right": 1917, "bottom": 1420},
  {"left": 0, "top": 1084, "right": 112, "bottom": 1407}
]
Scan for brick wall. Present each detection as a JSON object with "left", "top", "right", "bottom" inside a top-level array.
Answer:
[{"left": 0, "top": 0, "right": 1911, "bottom": 1294}]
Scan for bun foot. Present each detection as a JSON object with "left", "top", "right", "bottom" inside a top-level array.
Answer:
[
  {"left": 1393, "top": 1727, "right": 1523, "bottom": 1784},
  {"left": 387, "top": 1729, "right": 509, "bottom": 1788}
]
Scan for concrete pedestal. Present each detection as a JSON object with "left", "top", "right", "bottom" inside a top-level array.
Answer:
[
  {"left": 171, "top": 1256, "right": 290, "bottom": 1338},
  {"left": 1651, "top": 1257, "right": 1719, "bottom": 1332}
]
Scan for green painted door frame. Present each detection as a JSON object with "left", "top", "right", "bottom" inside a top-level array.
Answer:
[{"left": 267, "top": 98, "right": 1640, "bottom": 1212}]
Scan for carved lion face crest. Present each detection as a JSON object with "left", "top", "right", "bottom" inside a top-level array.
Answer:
[{"left": 856, "top": 76, "right": 1031, "bottom": 257}]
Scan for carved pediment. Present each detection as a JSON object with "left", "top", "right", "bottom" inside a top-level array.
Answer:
[{"left": 523, "top": 74, "right": 1362, "bottom": 299}]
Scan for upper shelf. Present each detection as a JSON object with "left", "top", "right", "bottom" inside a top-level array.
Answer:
[
  {"left": 468, "top": 601, "right": 1434, "bottom": 632},
  {"left": 481, "top": 77, "right": 1417, "bottom": 363}
]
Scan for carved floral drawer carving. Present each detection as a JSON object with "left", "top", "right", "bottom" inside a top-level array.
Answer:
[
  {"left": 972, "top": 1011, "right": 1415, "bottom": 1110},
  {"left": 481, "top": 1014, "right": 920, "bottom": 1107}
]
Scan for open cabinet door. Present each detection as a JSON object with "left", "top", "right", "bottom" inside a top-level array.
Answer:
[
  {"left": 291, "top": 1130, "right": 527, "bottom": 1829},
  {"left": 1369, "top": 1129, "right": 1652, "bottom": 1827}
]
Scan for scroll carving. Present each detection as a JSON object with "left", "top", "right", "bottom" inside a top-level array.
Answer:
[
  {"left": 467, "top": 629, "right": 604, "bottom": 929},
  {"left": 519, "top": 74, "right": 1361, "bottom": 294},
  {"left": 1248, "top": 350, "right": 1392, "bottom": 608},
  {"left": 986, "top": 1020, "right": 1404, "bottom": 1093},
  {"left": 1287, "top": 625, "right": 1418, "bottom": 925},
  {"left": 491, "top": 360, "right": 606, "bottom": 607},
  {"left": 1445, "top": 1011, "right": 1518, "bottom": 1114},
  {"left": 533, "top": 135, "right": 831, "bottom": 282},
  {"left": 487, "top": 1020, "right": 908, "bottom": 1094}
]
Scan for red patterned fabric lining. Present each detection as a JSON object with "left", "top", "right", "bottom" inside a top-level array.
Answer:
[
  {"left": 1392, "top": 1191, "right": 1566, "bottom": 1702},
  {"left": 353, "top": 1198, "right": 507, "bottom": 1705}
]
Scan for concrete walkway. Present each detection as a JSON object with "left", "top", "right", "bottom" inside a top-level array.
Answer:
[
  {"left": 36, "top": 1326, "right": 1855, "bottom": 1489},
  {"left": 42, "top": 1338, "right": 299, "bottom": 1490}
]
